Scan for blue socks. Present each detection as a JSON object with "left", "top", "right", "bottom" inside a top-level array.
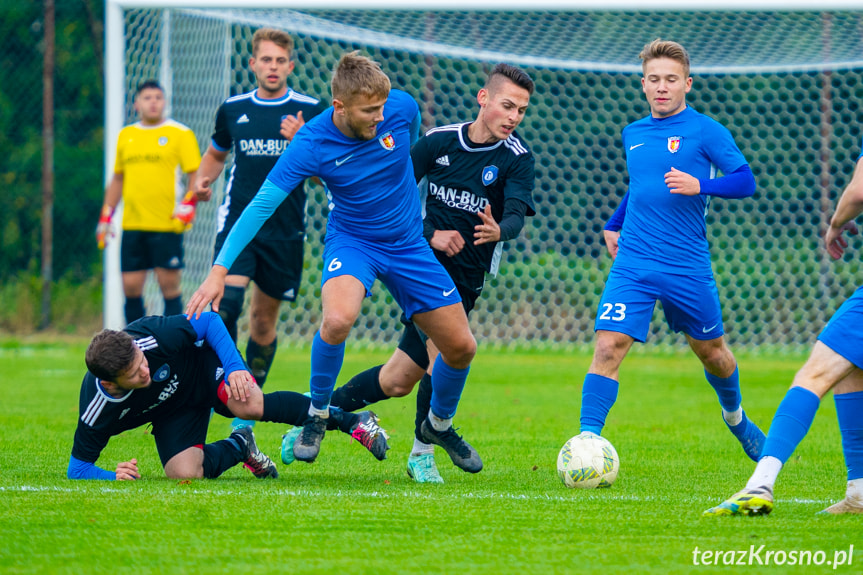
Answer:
[
  {"left": 309, "top": 331, "right": 345, "bottom": 410},
  {"left": 429, "top": 355, "right": 470, "bottom": 420},
  {"left": 761, "top": 386, "right": 821, "bottom": 463},
  {"left": 580, "top": 373, "right": 619, "bottom": 435},
  {"left": 835, "top": 391, "right": 863, "bottom": 481},
  {"left": 705, "top": 366, "right": 742, "bottom": 412}
]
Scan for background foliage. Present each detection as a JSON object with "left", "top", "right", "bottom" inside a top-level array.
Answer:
[{"left": 0, "top": 1, "right": 104, "bottom": 333}]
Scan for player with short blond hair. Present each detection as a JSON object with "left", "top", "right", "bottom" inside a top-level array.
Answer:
[{"left": 188, "top": 51, "right": 483, "bottom": 474}]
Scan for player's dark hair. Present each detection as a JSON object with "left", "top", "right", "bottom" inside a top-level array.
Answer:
[
  {"left": 639, "top": 39, "right": 691, "bottom": 77},
  {"left": 331, "top": 51, "right": 391, "bottom": 104},
  {"left": 85, "top": 329, "right": 137, "bottom": 381},
  {"left": 252, "top": 28, "right": 294, "bottom": 58},
  {"left": 135, "top": 80, "right": 163, "bottom": 95},
  {"left": 486, "top": 63, "right": 535, "bottom": 96}
]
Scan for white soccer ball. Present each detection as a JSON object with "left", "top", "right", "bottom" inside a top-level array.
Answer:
[{"left": 557, "top": 433, "right": 620, "bottom": 489}]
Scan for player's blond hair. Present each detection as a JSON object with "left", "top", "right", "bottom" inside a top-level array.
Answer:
[
  {"left": 85, "top": 329, "right": 137, "bottom": 381},
  {"left": 331, "top": 51, "right": 391, "bottom": 104},
  {"left": 252, "top": 28, "right": 294, "bottom": 58},
  {"left": 639, "top": 39, "right": 690, "bottom": 78}
]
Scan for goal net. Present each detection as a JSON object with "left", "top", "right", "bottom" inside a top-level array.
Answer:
[{"left": 109, "top": 4, "right": 863, "bottom": 351}]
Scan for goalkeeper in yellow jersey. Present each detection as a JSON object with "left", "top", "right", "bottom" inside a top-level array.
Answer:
[{"left": 97, "top": 80, "right": 201, "bottom": 323}]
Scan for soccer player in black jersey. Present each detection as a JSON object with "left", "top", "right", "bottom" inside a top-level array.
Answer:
[
  {"left": 67, "top": 313, "right": 388, "bottom": 481},
  {"left": 282, "top": 63, "right": 536, "bottom": 482},
  {"left": 194, "top": 28, "right": 327, "bottom": 431}
]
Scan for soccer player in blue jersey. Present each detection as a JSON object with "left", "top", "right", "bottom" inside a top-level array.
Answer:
[
  {"left": 187, "top": 52, "right": 482, "bottom": 473},
  {"left": 193, "top": 28, "right": 327, "bottom": 432},
  {"left": 292, "top": 63, "right": 536, "bottom": 483},
  {"left": 704, "top": 142, "right": 863, "bottom": 517},
  {"left": 69, "top": 313, "right": 388, "bottom": 480},
  {"left": 575, "top": 39, "right": 766, "bottom": 467}
]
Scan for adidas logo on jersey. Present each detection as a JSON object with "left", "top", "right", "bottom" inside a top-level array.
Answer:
[
  {"left": 436, "top": 155, "right": 450, "bottom": 166},
  {"left": 237, "top": 114, "right": 250, "bottom": 124}
]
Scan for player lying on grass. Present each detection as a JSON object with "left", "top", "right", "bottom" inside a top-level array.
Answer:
[
  {"left": 704, "top": 139, "right": 863, "bottom": 517},
  {"left": 280, "top": 63, "right": 537, "bottom": 484},
  {"left": 68, "top": 313, "right": 388, "bottom": 480}
]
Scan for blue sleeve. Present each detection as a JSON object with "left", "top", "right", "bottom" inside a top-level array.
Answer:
[
  {"left": 604, "top": 192, "right": 629, "bottom": 231},
  {"left": 699, "top": 164, "right": 755, "bottom": 199},
  {"left": 186, "top": 312, "right": 247, "bottom": 376},
  {"left": 214, "top": 179, "right": 288, "bottom": 269},
  {"left": 68, "top": 454, "right": 116, "bottom": 480}
]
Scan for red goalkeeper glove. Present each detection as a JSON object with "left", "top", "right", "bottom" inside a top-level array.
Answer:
[
  {"left": 173, "top": 191, "right": 198, "bottom": 229},
  {"left": 96, "top": 205, "right": 115, "bottom": 250}
]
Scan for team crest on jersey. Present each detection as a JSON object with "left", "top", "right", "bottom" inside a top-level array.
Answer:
[
  {"left": 378, "top": 131, "right": 395, "bottom": 151},
  {"left": 158, "top": 136, "right": 168, "bottom": 146},
  {"left": 154, "top": 364, "right": 170, "bottom": 382},
  {"left": 482, "top": 166, "right": 499, "bottom": 186},
  {"left": 667, "top": 136, "right": 682, "bottom": 153}
]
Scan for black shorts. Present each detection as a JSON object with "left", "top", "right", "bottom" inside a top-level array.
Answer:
[
  {"left": 149, "top": 349, "right": 232, "bottom": 466},
  {"left": 397, "top": 281, "right": 482, "bottom": 371},
  {"left": 121, "top": 230, "right": 184, "bottom": 272},
  {"left": 214, "top": 231, "right": 304, "bottom": 302}
]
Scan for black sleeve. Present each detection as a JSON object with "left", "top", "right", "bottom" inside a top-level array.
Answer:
[
  {"left": 411, "top": 135, "right": 434, "bottom": 183},
  {"left": 125, "top": 315, "right": 198, "bottom": 358},
  {"left": 211, "top": 102, "right": 232, "bottom": 152},
  {"left": 498, "top": 198, "right": 531, "bottom": 242},
  {"left": 501, "top": 152, "right": 537, "bottom": 217}
]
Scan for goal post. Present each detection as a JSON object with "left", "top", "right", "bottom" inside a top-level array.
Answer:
[{"left": 105, "top": 1, "right": 863, "bottom": 351}]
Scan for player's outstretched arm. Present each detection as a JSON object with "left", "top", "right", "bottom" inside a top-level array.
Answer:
[
  {"left": 826, "top": 156, "right": 863, "bottom": 260},
  {"left": 186, "top": 265, "right": 228, "bottom": 319}
]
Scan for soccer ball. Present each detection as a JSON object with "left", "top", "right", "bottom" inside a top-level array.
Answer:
[{"left": 557, "top": 433, "right": 619, "bottom": 489}]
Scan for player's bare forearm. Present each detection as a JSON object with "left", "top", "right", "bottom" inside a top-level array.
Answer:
[
  {"left": 825, "top": 157, "right": 863, "bottom": 259},
  {"left": 103, "top": 173, "right": 124, "bottom": 208},
  {"left": 186, "top": 265, "right": 229, "bottom": 318},
  {"left": 195, "top": 147, "right": 229, "bottom": 202}
]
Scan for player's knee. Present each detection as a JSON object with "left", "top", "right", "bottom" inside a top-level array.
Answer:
[
  {"left": 381, "top": 377, "right": 418, "bottom": 398},
  {"left": 320, "top": 312, "right": 356, "bottom": 343},
  {"left": 440, "top": 332, "right": 476, "bottom": 368},
  {"left": 164, "top": 459, "right": 203, "bottom": 479}
]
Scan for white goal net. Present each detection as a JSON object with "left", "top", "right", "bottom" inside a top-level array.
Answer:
[{"left": 109, "top": 4, "right": 863, "bottom": 351}]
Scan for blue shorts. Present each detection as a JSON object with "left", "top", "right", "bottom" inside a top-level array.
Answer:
[
  {"left": 818, "top": 286, "right": 863, "bottom": 369},
  {"left": 321, "top": 232, "right": 460, "bottom": 319},
  {"left": 595, "top": 265, "right": 724, "bottom": 342}
]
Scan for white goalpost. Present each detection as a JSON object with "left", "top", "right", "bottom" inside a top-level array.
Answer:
[{"left": 104, "top": 1, "right": 863, "bottom": 351}]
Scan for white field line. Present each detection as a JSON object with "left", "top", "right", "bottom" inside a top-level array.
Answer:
[{"left": 0, "top": 485, "right": 832, "bottom": 505}]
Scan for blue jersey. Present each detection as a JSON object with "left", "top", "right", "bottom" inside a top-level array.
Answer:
[
  {"left": 215, "top": 89, "right": 422, "bottom": 269},
  {"left": 615, "top": 106, "right": 747, "bottom": 276}
]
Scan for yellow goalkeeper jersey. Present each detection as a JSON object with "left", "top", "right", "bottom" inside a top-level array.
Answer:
[{"left": 114, "top": 120, "right": 201, "bottom": 232}]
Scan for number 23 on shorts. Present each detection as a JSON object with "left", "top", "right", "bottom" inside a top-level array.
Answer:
[{"left": 599, "top": 303, "right": 626, "bottom": 321}]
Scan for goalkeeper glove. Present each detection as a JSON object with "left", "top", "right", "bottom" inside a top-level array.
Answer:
[
  {"left": 173, "top": 191, "right": 198, "bottom": 230},
  {"left": 96, "top": 205, "right": 115, "bottom": 249}
]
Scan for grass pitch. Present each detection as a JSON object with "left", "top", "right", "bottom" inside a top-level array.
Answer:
[{"left": 0, "top": 341, "right": 858, "bottom": 574}]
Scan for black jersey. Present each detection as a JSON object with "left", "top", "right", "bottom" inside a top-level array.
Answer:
[
  {"left": 211, "top": 89, "right": 327, "bottom": 241},
  {"left": 412, "top": 122, "right": 536, "bottom": 280},
  {"left": 70, "top": 316, "right": 223, "bottom": 464}
]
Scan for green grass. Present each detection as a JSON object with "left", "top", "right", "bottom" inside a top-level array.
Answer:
[{"left": 0, "top": 343, "right": 859, "bottom": 574}]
